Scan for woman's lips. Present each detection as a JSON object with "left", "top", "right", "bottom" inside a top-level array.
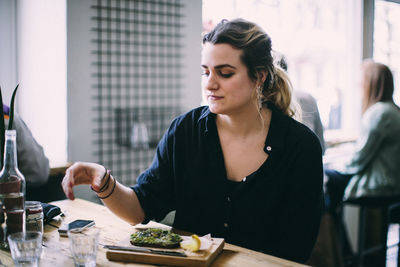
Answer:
[{"left": 208, "top": 95, "right": 223, "bottom": 101}]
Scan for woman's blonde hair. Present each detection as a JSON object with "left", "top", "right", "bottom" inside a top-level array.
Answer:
[{"left": 203, "top": 19, "right": 295, "bottom": 117}]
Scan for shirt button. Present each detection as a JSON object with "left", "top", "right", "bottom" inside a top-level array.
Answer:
[
  {"left": 242, "top": 177, "right": 247, "bottom": 182},
  {"left": 227, "top": 196, "right": 231, "bottom": 202},
  {"left": 266, "top": 146, "right": 272, "bottom": 151},
  {"left": 224, "top": 223, "right": 229, "bottom": 228}
]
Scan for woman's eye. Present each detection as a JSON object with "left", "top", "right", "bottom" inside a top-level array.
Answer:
[
  {"left": 220, "top": 73, "right": 234, "bottom": 78},
  {"left": 201, "top": 71, "right": 209, "bottom": 77}
]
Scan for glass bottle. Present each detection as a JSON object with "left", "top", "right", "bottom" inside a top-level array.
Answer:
[{"left": 0, "top": 130, "right": 26, "bottom": 249}]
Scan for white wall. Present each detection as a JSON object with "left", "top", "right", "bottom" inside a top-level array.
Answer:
[
  {"left": 181, "top": 0, "right": 203, "bottom": 111},
  {"left": 0, "top": 0, "right": 17, "bottom": 103},
  {"left": 16, "top": 0, "right": 68, "bottom": 167},
  {"left": 66, "top": 0, "right": 94, "bottom": 163}
]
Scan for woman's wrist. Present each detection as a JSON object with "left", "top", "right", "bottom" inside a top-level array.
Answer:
[
  {"left": 90, "top": 166, "right": 110, "bottom": 193},
  {"left": 98, "top": 170, "right": 111, "bottom": 191},
  {"left": 97, "top": 175, "right": 116, "bottom": 199},
  {"left": 89, "top": 165, "right": 117, "bottom": 199}
]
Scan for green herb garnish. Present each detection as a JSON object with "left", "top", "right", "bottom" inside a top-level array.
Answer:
[{"left": 130, "top": 228, "right": 183, "bottom": 248}]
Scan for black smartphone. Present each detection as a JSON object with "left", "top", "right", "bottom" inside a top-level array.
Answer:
[{"left": 58, "top": 219, "right": 95, "bottom": 237}]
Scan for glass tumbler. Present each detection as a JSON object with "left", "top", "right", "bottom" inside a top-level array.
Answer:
[
  {"left": 8, "top": 231, "right": 42, "bottom": 267},
  {"left": 68, "top": 227, "right": 100, "bottom": 267}
]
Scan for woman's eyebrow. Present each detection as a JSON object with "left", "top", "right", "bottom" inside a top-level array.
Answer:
[
  {"left": 215, "top": 64, "right": 236, "bottom": 69},
  {"left": 201, "top": 64, "right": 236, "bottom": 69}
]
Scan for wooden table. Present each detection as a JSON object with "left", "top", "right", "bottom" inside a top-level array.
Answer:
[{"left": 0, "top": 199, "right": 308, "bottom": 267}]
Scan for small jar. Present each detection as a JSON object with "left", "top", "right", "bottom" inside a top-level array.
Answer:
[{"left": 25, "top": 201, "right": 44, "bottom": 234}]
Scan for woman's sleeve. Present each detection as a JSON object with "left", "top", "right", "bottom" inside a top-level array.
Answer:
[
  {"left": 132, "top": 120, "right": 178, "bottom": 224},
  {"left": 273, "top": 133, "right": 324, "bottom": 263}
]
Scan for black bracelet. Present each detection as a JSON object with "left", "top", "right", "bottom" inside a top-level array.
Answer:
[
  {"left": 91, "top": 173, "right": 110, "bottom": 193},
  {"left": 91, "top": 168, "right": 111, "bottom": 193},
  {"left": 98, "top": 170, "right": 111, "bottom": 192},
  {"left": 98, "top": 175, "right": 116, "bottom": 200}
]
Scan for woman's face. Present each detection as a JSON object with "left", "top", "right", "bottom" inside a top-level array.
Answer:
[{"left": 201, "top": 43, "right": 257, "bottom": 115}]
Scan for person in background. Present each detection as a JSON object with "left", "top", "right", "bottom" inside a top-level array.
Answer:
[
  {"left": 273, "top": 51, "right": 325, "bottom": 154},
  {"left": 62, "top": 19, "right": 323, "bottom": 263},
  {"left": 294, "top": 91, "right": 325, "bottom": 153},
  {"left": 325, "top": 59, "right": 400, "bottom": 214},
  {"left": 3, "top": 105, "right": 50, "bottom": 186}
]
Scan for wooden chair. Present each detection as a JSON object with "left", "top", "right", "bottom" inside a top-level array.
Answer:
[
  {"left": 387, "top": 202, "right": 400, "bottom": 267},
  {"left": 342, "top": 196, "right": 400, "bottom": 267}
]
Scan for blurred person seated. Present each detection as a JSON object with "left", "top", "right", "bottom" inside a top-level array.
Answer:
[
  {"left": 273, "top": 51, "right": 325, "bottom": 154},
  {"left": 325, "top": 59, "right": 400, "bottom": 212},
  {"left": 324, "top": 60, "right": 400, "bottom": 264},
  {"left": 3, "top": 104, "right": 50, "bottom": 188},
  {"left": 294, "top": 91, "right": 326, "bottom": 154}
]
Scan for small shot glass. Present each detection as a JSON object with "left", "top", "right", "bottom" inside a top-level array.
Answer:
[
  {"left": 68, "top": 227, "right": 100, "bottom": 267},
  {"left": 7, "top": 231, "right": 43, "bottom": 267}
]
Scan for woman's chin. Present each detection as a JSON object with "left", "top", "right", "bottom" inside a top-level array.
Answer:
[{"left": 208, "top": 105, "right": 223, "bottom": 114}]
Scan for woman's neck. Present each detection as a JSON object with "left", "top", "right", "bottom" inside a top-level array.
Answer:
[{"left": 216, "top": 107, "right": 271, "bottom": 138}]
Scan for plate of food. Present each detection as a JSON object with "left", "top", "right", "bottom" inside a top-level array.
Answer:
[{"left": 105, "top": 227, "right": 224, "bottom": 267}]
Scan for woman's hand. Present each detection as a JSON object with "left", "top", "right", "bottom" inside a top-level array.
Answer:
[{"left": 62, "top": 162, "right": 106, "bottom": 200}]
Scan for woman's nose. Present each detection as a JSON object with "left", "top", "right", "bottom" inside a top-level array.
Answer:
[{"left": 204, "top": 73, "right": 218, "bottom": 90}]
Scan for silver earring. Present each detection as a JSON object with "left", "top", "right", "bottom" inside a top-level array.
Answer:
[{"left": 257, "top": 87, "right": 263, "bottom": 110}]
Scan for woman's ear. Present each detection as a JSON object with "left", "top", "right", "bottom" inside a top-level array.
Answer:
[{"left": 258, "top": 70, "right": 268, "bottom": 85}]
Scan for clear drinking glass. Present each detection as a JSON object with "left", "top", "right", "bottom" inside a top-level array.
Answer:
[
  {"left": 7, "top": 231, "right": 42, "bottom": 267},
  {"left": 68, "top": 227, "right": 100, "bottom": 267}
]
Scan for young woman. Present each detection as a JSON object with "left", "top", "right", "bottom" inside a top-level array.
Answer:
[
  {"left": 325, "top": 60, "right": 400, "bottom": 212},
  {"left": 62, "top": 19, "right": 323, "bottom": 263}
]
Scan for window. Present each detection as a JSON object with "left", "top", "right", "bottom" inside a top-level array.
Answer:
[
  {"left": 203, "top": 0, "right": 363, "bottom": 145},
  {"left": 374, "top": 0, "right": 400, "bottom": 105},
  {"left": 0, "top": 0, "right": 68, "bottom": 167}
]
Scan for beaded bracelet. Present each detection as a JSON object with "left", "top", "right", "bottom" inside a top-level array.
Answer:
[
  {"left": 90, "top": 168, "right": 111, "bottom": 193},
  {"left": 98, "top": 175, "right": 116, "bottom": 200}
]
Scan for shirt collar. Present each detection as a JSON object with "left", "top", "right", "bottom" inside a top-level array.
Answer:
[
  {"left": 197, "top": 104, "right": 291, "bottom": 153},
  {"left": 198, "top": 106, "right": 211, "bottom": 122},
  {"left": 264, "top": 103, "right": 289, "bottom": 154},
  {"left": 197, "top": 106, "right": 215, "bottom": 135}
]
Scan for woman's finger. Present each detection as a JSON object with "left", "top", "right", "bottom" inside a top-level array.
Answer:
[
  {"left": 62, "top": 171, "right": 75, "bottom": 200},
  {"left": 62, "top": 163, "right": 82, "bottom": 200}
]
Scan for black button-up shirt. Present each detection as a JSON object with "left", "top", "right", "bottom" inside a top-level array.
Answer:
[{"left": 132, "top": 104, "right": 323, "bottom": 263}]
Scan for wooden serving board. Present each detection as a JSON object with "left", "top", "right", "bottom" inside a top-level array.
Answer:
[{"left": 106, "top": 236, "right": 225, "bottom": 267}]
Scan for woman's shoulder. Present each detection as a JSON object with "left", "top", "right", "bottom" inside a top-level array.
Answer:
[
  {"left": 288, "top": 116, "right": 321, "bottom": 147},
  {"left": 166, "top": 106, "right": 210, "bottom": 134},
  {"left": 271, "top": 107, "right": 322, "bottom": 153},
  {"left": 364, "top": 102, "right": 400, "bottom": 125},
  {"left": 367, "top": 102, "right": 399, "bottom": 115},
  {"left": 172, "top": 106, "right": 210, "bottom": 125}
]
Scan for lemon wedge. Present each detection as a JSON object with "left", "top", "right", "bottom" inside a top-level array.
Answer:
[{"left": 180, "top": 234, "right": 201, "bottom": 252}]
